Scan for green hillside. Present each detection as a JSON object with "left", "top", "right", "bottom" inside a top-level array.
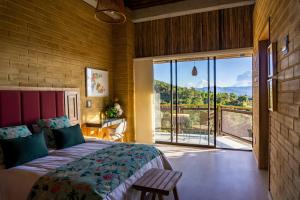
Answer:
[{"left": 154, "top": 80, "right": 252, "bottom": 107}]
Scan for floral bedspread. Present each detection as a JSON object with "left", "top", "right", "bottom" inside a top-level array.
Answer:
[{"left": 28, "top": 143, "right": 162, "bottom": 200}]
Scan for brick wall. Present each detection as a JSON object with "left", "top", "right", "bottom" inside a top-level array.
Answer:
[
  {"left": 253, "top": 0, "right": 300, "bottom": 199},
  {"left": 0, "top": 0, "right": 114, "bottom": 123},
  {"left": 112, "top": 18, "right": 135, "bottom": 142}
]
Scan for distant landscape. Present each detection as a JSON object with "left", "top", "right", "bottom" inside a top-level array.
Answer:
[
  {"left": 154, "top": 80, "right": 252, "bottom": 107},
  {"left": 197, "top": 86, "right": 252, "bottom": 97}
]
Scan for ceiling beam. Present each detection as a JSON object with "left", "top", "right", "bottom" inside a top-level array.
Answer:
[
  {"left": 124, "top": 0, "right": 184, "bottom": 10},
  {"left": 132, "top": 0, "right": 255, "bottom": 23},
  {"left": 134, "top": 47, "right": 253, "bottom": 62},
  {"left": 82, "top": 0, "right": 255, "bottom": 23}
]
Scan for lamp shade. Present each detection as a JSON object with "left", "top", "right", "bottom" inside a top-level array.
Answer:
[
  {"left": 192, "top": 66, "right": 197, "bottom": 76},
  {"left": 95, "top": 0, "right": 126, "bottom": 24}
]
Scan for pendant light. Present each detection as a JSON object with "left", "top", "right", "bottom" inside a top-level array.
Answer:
[
  {"left": 95, "top": 0, "right": 126, "bottom": 24},
  {"left": 192, "top": 61, "right": 198, "bottom": 76}
]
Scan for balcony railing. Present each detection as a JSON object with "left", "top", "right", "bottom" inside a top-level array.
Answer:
[{"left": 156, "top": 104, "right": 252, "bottom": 143}]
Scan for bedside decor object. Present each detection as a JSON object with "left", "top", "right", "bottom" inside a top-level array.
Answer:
[
  {"left": 267, "top": 42, "right": 277, "bottom": 78},
  {"left": 105, "top": 100, "right": 123, "bottom": 118},
  {"left": 86, "top": 68, "right": 109, "bottom": 97},
  {"left": 100, "top": 111, "right": 106, "bottom": 122}
]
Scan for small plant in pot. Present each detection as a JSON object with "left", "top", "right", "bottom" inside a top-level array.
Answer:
[{"left": 105, "top": 99, "right": 123, "bottom": 119}]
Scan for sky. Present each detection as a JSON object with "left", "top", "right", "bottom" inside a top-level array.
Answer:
[{"left": 154, "top": 57, "right": 252, "bottom": 88}]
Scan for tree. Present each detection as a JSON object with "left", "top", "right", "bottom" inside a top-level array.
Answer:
[{"left": 154, "top": 80, "right": 251, "bottom": 107}]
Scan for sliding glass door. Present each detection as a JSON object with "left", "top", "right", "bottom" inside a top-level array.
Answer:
[
  {"left": 154, "top": 58, "right": 216, "bottom": 147},
  {"left": 153, "top": 61, "right": 173, "bottom": 143},
  {"left": 154, "top": 55, "right": 253, "bottom": 150},
  {"left": 215, "top": 57, "right": 253, "bottom": 150}
]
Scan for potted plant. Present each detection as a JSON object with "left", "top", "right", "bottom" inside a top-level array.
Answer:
[{"left": 105, "top": 99, "right": 123, "bottom": 119}]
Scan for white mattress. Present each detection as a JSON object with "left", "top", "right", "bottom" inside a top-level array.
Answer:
[{"left": 0, "top": 140, "right": 166, "bottom": 200}]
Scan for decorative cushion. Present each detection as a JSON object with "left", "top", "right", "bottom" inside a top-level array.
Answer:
[
  {"left": 36, "top": 116, "right": 71, "bottom": 148},
  {"left": 0, "top": 132, "right": 48, "bottom": 168},
  {"left": 37, "top": 116, "right": 71, "bottom": 129},
  {"left": 52, "top": 124, "right": 85, "bottom": 149},
  {"left": 0, "top": 125, "right": 32, "bottom": 140},
  {"left": 0, "top": 125, "right": 32, "bottom": 166}
]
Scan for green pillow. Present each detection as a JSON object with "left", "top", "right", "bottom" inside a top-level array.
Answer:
[
  {"left": 0, "top": 132, "right": 48, "bottom": 168},
  {"left": 52, "top": 124, "right": 85, "bottom": 149},
  {"left": 0, "top": 125, "right": 32, "bottom": 166}
]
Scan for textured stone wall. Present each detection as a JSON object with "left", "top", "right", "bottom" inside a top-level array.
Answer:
[
  {"left": 0, "top": 0, "right": 114, "bottom": 123},
  {"left": 253, "top": 0, "right": 300, "bottom": 199},
  {"left": 112, "top": 18, "right": 135, "bottom": 142}
]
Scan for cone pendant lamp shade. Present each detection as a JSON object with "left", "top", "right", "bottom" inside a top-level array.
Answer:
[
  {"left": 192, "top": 66, "right": 198, "bottom": 76},
  {"left": 192, "top": 61, "right": 198, "bottom": 76},
  {"left": 95, "top": 0, "right": 126, "bottom": 24}
]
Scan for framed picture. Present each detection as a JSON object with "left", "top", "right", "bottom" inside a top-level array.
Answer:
[
  {"left": 268, "top": 79, "right": 277, "bottom": 111},
  {"left": 86, "top": 68, "right": 109, "bottom": 97},
  {"left": 267, "top": 42, "right": 277, "bottom": 78}
]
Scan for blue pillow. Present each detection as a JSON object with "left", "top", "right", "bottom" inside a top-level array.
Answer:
[
  {"left": 0, "top": 132, "right": 48, "bottom": 168},
  {"left": 52, "top": 124, "right": 85, "bottom": 149}
]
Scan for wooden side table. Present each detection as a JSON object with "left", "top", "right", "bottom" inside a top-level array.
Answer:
[
  {"left": 82, "top": 118, "right": 126, "bottom": 141},
  {"left": 133, "top": 168, "right": 182, "bottom": 200}
]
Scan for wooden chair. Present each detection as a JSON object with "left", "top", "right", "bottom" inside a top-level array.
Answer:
[{"left": 107, "top": 121, "right": 127, "bottom": 142}]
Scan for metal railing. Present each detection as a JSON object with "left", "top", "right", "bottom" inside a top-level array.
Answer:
[{"left": 156, "top": 104, "right": 253, "bottom": 143}]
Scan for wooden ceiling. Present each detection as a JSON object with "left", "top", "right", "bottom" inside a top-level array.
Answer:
[{"left": 124, "top": 0, "right": 184, "bottom": 10}]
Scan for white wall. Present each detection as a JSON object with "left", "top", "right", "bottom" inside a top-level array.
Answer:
[{"left": 134, "top": 59, "right": 154, "bottom": 144}]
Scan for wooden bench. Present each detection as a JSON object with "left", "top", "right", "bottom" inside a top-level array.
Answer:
[{"left": 133, "top": 168, "right": 182, "bottom": 200}]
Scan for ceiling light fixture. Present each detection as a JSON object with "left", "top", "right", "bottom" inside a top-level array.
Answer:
[
  {"left": 192, "top": 61, "right": 198, "bottom": 76},
  {"left": 95, "top": 0, "right": 126, "bottom": 24}
]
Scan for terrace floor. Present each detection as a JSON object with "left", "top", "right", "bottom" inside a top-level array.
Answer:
[
  {"left": 155, "top": 132, "right": 252, "bottom": 150},
  {"left": 156, "top": 144, "right": 268, "bottom": 200}
]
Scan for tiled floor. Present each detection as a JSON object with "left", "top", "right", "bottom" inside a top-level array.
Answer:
[
  {"left": 155, "top": 132, "right": 252, "bottom": 150},
  {"left": 156, "top": 145, "right": 269, "bottom": 200}
]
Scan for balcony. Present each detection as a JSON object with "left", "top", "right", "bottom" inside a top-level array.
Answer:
[{"left": 154, "top": 105, "right": 252, "bottom": 150}]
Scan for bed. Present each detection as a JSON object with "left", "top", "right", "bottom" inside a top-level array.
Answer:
[{"left": 0, "top": 87, "right": 171, "bottom": 200}]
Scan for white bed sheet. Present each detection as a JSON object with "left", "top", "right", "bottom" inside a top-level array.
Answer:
[{"left": 0, "top": 140, "right": 166, "bottom": 200}]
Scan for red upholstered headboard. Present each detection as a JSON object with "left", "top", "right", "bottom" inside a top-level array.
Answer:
[{"left": 0, "top": 87, "right": 80, "bottom": 127}]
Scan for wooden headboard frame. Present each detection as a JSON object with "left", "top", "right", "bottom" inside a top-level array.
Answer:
[
  {"left": 63, "top": 89, "right": 81, "bottom": 125},
  {"left": 0, "top": 86, "right": 80, "bottom": 126}
]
